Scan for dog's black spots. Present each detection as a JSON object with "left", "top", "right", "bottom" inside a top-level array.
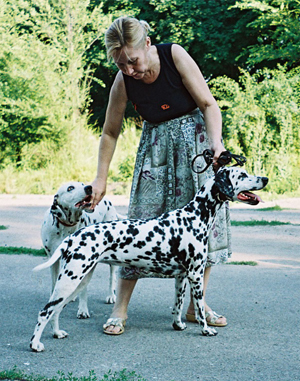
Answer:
[
  {"left": 73, "top": 253, "right": 86, "bottom": 261},
  {"left": 104, "top": 230, "right": 114, "bottom": 243},
  {"left": 145, "top": 235, "right": 153, "bottom": 242},
  {"left": 119, "top": 237, "right": 133, "bottom": 248},
  {"left": 41, "top": 298, "right": 64, "bottom": 315},
  {"left": 126, "top": 224, "right": 139, "bottom": 237},
  {"left": 90, "top": 253, "right": 99, "bottom": 261},
  {"left": 237, "top": 172, "right": 247, "bottom": 180},
  {"left": 153, "top": 226, "right": 165, "bottom": 236},
  {"left": 176, "top": 217, "right": 183, "bottom": 226},
  {"left": 134, "top": 240, "right": 147, "bottom": 249},
  {"left": 159, "top": 219, "right": 170, "bottom": 227},
  {"left": 137, "top": 255, "right": 151, "bottom": 260},
  {"left": 82, "top": 262, "right": 95, "bottom": 274}
]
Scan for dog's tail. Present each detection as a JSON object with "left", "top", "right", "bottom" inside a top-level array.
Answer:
[{"left": 33, "top": 239, "right": 68, "bottom": 272}]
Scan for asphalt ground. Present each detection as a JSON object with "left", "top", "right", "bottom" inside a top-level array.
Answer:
[{"left": 0, "top": 195, "right": 300, "bottom": 381}]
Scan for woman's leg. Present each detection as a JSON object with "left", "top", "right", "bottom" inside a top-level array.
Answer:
[
  {"left": 186, "top": 267, "right": 227, "bottom": 325},
  {"left": 103, "top": 278, "right": 137, "bottom": 334}
]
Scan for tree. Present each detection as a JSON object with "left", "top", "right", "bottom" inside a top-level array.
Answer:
[
  {"left": 232, "top": 0, "right": 300, "bottom": 69},
  {"left": 0, "top": 0, "right": 109, "bottom": 166}
]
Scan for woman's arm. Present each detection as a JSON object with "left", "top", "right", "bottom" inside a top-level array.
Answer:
[
  {"left": 90, "top": 71, "right": 128, "bottom": 209},
  {"left": 171, "top": 44, "right": 225, "bottom": 162}
]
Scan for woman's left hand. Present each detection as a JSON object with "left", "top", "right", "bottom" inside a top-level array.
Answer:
[{"left": 211, "top": 141, "right": 226, "bottom": 171}]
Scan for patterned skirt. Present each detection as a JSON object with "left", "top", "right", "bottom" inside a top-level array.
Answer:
[{"left": 120, "top": 108, "right": 232, "bottom": 279}]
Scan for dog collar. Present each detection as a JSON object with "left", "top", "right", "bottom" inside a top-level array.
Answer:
[{"left": 56, "top": 217, "right": 78, "bottom": 227}]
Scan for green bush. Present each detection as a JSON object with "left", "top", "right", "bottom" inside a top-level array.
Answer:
[{"left": 211, "top": 66, "right": 300, "bottom": 195}]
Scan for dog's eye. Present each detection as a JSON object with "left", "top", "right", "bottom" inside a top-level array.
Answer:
[{"left": 67, "top": 186, "right": 75, "bottom": 192}]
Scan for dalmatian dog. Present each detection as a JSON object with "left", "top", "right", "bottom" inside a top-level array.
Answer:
[
  {"left": 41, "top": 181, "right": 124, "bottom": 318},
  {"left": 30, "top": 167, "right": 268, "bottom": 352}
]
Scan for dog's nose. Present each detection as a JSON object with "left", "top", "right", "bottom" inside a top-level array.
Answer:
[
  {"left": 262, "top": 177, "right": 269, "bottom": 186},
  {"left": 84, "top": 185, "right": 93, "bottom": 195}
]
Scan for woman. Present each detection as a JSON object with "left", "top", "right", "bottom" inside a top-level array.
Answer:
[{"left": 90, "top": 16, "right": 231, "bottom": 335}]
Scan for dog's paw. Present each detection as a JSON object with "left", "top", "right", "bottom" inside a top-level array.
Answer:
[
  {"left": 53, "top": 330, "right": 68, "bottom": 339},
  {"left": 77, "top": 310, "right": 90, "bottom": 319},
  {"left": 202, "top": 327, "right": 218, "bottom": 336},
  {"left": 105, "top": 294, "right": 116, "bottom": 304},
  {"left": 30, "top": 341, "right": 45, "bottom": 352},
  {"left": 172, "top": 321, "right": 187, "bottom": 331}
]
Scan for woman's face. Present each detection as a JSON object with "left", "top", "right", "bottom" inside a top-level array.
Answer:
[{"left": 113, "top": 39, "right": 150, "bottom": 80}]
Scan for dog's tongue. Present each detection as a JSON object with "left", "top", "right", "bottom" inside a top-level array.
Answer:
[{"left": 238, "top": 191, "right": 263, "bottom": 205}]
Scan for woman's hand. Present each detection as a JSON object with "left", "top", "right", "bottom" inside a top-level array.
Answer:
[
  {"left": 90, "top": 177, "right": 107, "bottom": 210},
  {"left": 211, "top": 141, "right": 226, "bottom": 171}
]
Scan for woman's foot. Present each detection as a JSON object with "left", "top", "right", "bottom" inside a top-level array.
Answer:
[
  {"left": 186, "top": 304, "right": 227, "bottom": 327},
  {"left": 103, "top": 317, "right": 127, "bottom": 335}
]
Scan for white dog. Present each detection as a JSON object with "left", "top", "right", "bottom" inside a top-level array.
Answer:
[
  {"left": 30, "top": 167, "right": 268, "bottom": 352},
  {"left": 41, "top": 181, "right": 123, "bottom": 318}
]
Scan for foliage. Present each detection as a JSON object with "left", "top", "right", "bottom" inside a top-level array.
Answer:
[
  {"left": 0, "top": 368, "right": 147, "bottom": 381},
  {"left": 0, "top": 0, "right": 299, "bottom": 196},
  {"left": 211, "top": 66, "right": 300, "bottom": 194},
  {"left": 0, "top": 0, "right": 109, "bottom": 166},
  {"left": 0, "top": 119, "right": 140, "bottom": 194},
  {"left": 109, "top": 119, "right": 141, "bottom": 183},
  {"left": 88, "top": 0, "right": 259, "bottom": 126},
  {"left": 227, "top": 261, "right": 258, "bottom": 266},
  {"left": 0, "top": 246, "right": 46, "bottom": 255},
  {"left": 230, "top": 220, "right": 294, "bottom": 226},
  {"left": 232, "top": 0, "right": 300, "bottom": 69},
  {"left": 0, "top": 123, "right": 99, "bottom": 194}
]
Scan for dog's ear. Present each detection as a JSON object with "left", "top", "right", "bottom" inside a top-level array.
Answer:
[
  {"left": 214, "top": 169, "right": 234, "bottom": 201},
  {"left": 50, "top": 194, "right": 67, "bottom": 220}
]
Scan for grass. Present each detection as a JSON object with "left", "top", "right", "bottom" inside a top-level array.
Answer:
[
  {"left": 231, "top": 219, "right": 295, "bottom": 226},
  {"left": 0, "top": 368, "right": 147, "bottom": 381},
  {"left": 0, "top": 246, "right": 46, "bottom": 256},
  {"left": 256, "top": 205, "right": 283, "bottom": 211},
  {"left": 227, "top": 261, "right": 258, "bottom": 266}
]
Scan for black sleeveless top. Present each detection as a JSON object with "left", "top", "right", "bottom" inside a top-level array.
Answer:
[{"left": 123, "top": 43, "right": 197, "bottom": 123}]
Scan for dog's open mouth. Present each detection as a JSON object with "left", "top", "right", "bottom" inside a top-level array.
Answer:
[
  {"left": 75, "top": 195, "right": 92, "bottom": 209},
  {"left": 237, "top": 191, "right": 263, "bottom": 205}
]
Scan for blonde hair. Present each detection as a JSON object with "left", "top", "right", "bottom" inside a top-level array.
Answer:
[{"left": 105, "top": 16, "right": 151, "bottom": 61}]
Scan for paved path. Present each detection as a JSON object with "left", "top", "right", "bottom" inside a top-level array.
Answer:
[{"left": 0, "top": 195, "right": 300, "bottom": 380}]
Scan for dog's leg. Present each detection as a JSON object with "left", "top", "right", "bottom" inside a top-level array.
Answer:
[
  {"left": 188, "top": 270, "right": 218, "bottom": 337},
  {"left": 50, "top": 261, "right": 60, "bottom": 293},
  {"left": 77, "top": 287, "right": 90, "bottom": 319},
  {"left": 105, "top": 265, "right": 117, "bottom": 304},
  {"left": 30, "top": 267, "right": 95, "bottom": 352},
  {"left": 30, "top": 295, "right": 67, "bottom": 352},
  {"left": 51, "top": 310, "right": 68, "bottom": 339},
  {"left": 172, "top": 275, "right": 187, "bottom": 331},
  {"left": 76, "top": 267, "right": 97, "bottom": 318}
]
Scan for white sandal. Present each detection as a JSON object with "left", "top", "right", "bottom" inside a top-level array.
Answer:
[
  {"left": 103, "top": 317, "right": 126, "bottom": 335},
  {"left": 205, "top": 310, "right": 227, "bottom": 327}
]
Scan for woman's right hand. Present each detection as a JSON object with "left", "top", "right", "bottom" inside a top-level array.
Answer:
[{"left": 90, "top": 177, "right": 107, "bottom": 210}]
